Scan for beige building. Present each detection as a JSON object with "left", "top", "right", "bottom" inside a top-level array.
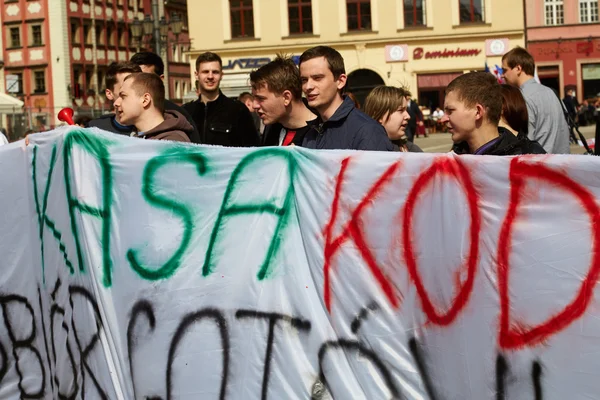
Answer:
[{"left": 187, "top": 0, "right": 525, "bottom": 109}]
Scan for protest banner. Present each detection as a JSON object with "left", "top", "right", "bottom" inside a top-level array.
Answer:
[{"left": 0, "top": 127, "right": 599, "bottom": 399}]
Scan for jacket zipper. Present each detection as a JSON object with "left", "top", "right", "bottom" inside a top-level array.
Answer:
[{"left": 202, "top": 102, "right": 208, "bottom": 144}]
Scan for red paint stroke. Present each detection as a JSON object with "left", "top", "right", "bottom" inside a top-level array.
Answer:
[
  {"left": 497, "top": 158, "right": 600, "bottom": 349},
  {"left": 402, "top": 157, "right": 481, "bottom": 326},
  {"left": 323, "top": 157, "right": 402, "bottom": 312}
]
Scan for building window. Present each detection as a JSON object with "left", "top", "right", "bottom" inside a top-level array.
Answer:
[
  {"left": 107, "top": 25, "right": 115, "bottom": 46},
  {"left": 580, "top": 0, "right": 599, "bottom": 23},
  {"left": 230, "top": 0, "right": 255, "bottom": 38},
  {"left": 404, "top": 0, "right": 426, "bottom": 26},
  {"left": 7, "top": 73, "right": 23, "bottom": 94},
  {"left": 347, "top": 0, "right": 371, "bottom": 31},
  {"left": 288, "top": 0, "right": 313, "bottom": 34},
  {"left": 9, "top": 27, "right": 21, "bottom": 48},
  {"left": 117, "top": 25, "right": 126, "bottom": 47},
  {"left": 31, "top": 24, "right": 43, "bottom": 46},
  {"left": 96, "top": 23, "right": 104, "bottom": 45},
  {"left": 459, "top": 0, "right": 484, "bottom": 23},
  {"left": 83, "top": 23, "right": 92, "bottom": 45},
  {"left": 71, "top": 21, "right": 80, "bottom": 44},
  {"left": 545, "top": 0, "right": 564, "bottom": 25},
  {"left": 34, "top": 70, "right": 45, "bottom": 93}
]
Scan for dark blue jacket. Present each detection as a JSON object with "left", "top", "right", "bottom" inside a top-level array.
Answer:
[{"left": 302, "top": 97, "right": 395, "bottom": 151}]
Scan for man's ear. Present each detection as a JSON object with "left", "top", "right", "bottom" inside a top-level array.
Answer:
[
  {"left": 336, "top": 73, "right": 347, "bottom": 91},
  {"left": 282, "top": 90, "right": 293, "bottom": 106},
  {"left": 159, "top": 74, "right": 165, "bottom": 81},
  {"left": 142, "top": 92, "right": 152, "bottom": 109},
  {"left": 515, "top": 65, "right": 523, "bottom": 76},
  {"left": 105, "top": 89, "right": 114, "bottom": 101},
  {"left": 475, "top": 103, "right": 485, "bottom": 121}
]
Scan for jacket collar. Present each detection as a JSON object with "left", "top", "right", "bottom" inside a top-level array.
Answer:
[
  {"left": 197, "top": 90, "right": 226, "bottom": 107},
  {"left": 325, "top": 96, "right": 355, "bottom": 123}
]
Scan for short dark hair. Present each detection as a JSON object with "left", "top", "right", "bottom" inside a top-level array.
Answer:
[
  {"left": 299, "top": 46, "right": 345, "bottom": 79},
  {"left": 250, "top": 56, "right": 303, "bottom": 99},
  {"left": 501, "top": 47, "right": 535, "bottom": 76},
  {"left": 105, "top": 62, "right": 142, "bottom": 91},
  {"left": 238, "top": 92, "right": 253, "bottom": 102},
  {"left": 130, "top": 51, "right": 164, "bottom": 76},
  {"left": 124, "top": 72, "right": 166, "bottom": 113},
  {"left": 500, "top": 84, "right": 529, "bottom": 136},
  {"left": 195, "top": 52, "right": 222, "bottom": 71},
  {"left": 74, "top": 115, "right": 93, "bottom": 127},
  {"left": 445, "top": 72, "right": 502, "bottom": 125}
]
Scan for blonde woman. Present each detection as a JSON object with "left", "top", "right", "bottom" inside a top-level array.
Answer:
[{"left": 364, "top": 86, "right": 423, "bottom": 152}]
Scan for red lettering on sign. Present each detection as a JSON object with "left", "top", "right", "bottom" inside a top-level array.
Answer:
[
  {"left": 414, "top": 47, "right": 481, "bottom": 60},
  {"left": 401, "top": 157, "right": 481, "bottom": 326},
  {"left": 323, "top": 157, "right": 402, "bottom": 312},
  {"left": 497, "top": 158, "right": 600, "bottom": 349}
]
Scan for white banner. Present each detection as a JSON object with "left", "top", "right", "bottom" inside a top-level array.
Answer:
[{"left": 1, "top": 127, "right": 599, "bottom": 399}]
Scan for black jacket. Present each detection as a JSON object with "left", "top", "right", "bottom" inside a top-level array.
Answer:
[
  {"left": 87, "top": 114, "right": 134, "bottom": 136},
  {"left": 183, "top": 91, "right": 259, "bottom": 147},
  {"left": 302, "top": 97, "right": 395, "bottom": 151},
  {"left": 452, "top": 128, "right": 547, "bottom": 155},
  {"left": 164, "top": 100, "right": 201, "bottom": 143}
]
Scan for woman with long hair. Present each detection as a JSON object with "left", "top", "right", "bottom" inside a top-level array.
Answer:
[{"left": 499, "top": 84, "right": 529, "bottom": 137}]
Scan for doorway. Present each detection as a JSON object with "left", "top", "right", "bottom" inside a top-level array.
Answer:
[{"left": 346, "top": 69, "right": 385, "bottom": 108}]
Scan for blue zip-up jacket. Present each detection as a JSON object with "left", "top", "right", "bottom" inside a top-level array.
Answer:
[{"left": 302, "top": 96, "right": 395, "bottom": 151}]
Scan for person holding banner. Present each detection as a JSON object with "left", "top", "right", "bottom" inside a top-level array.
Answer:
[
  {"left": 87, "top": 62, "right": 142, "bottom": 135},
  {"left": 299, "top": 46, "right": 395, "bottom": 151},
  {"left": 113, "top": 73, "right": 192, "bottom": 142},
  {"left": 442, "top": 72, "right": 545, "bottom": 156},
  {"left": 249, "top": 56, "right": 318, "bottom": 146}
]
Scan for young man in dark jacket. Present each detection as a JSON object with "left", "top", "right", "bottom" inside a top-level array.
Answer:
[
  {"left": 442, "top": 72, "right": 545, "bottom": 155},
  {"left": 113, "top": 73, "right": 191, "bottom": 142},
  {"left": 183, "top": 52, "right": 259, "bottom": 147},
  {"left": 298, "top": 46, "right": 394, "bottom": 151},
  {"left": 130, "top": 51, "right": 201, "bottom": 143},
  {"left": 250, "top": 56, "right": 317, "bottom": 146},
  {"left": 87, "top": 62, "right": 141, "bottom": 135}
]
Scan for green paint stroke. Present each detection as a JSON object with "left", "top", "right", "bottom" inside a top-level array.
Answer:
[
  {"left": 203, "top": 148, "right": 296, "bottom": 280},
  {"left": 63, "top": 131, "right": 114, "bottom": 287},
  {"left": 32, "top": 145, "right": 76, "bottom": 283},
  {"left": 127, "top": 148, "right": 207, "bottom": 281}
]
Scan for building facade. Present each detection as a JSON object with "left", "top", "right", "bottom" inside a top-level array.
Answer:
[
  {"left": 526, "top": 0, "right": 600, "bottom": 101},
  {"left": 0, "top": 0, "right": 191, "bottom": 138},
  {"left": 187, "top": 0, "right": 525, "bottom": 110}
]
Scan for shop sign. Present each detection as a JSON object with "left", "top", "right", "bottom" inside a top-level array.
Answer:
[
  {"left": 577, "top": 42, "right": 594, "bottom": 54},
  {"left": 485, "top": 39, "right": 509, "bottom": 56},
  {"left": 583, "top": 64, "right": 600, "bottom": 80},
  {"left": 536, "top": 46, "right": 573, "bottom": 56},
  {"left": 413, "top": 47, "right": 481, "bottom": 60},
  {"left": 222, "top": 57, "right": 271, "bottom": 70},
  {"left": 385, "top": 44, "right": 409, "bottom": 62}
]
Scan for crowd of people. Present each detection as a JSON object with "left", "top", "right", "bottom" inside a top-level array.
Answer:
[{"left": 5, "top": 45, "right": 589, "bottom": 157}]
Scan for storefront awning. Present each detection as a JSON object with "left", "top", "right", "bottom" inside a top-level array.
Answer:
[
  {"left": 0, "top": 92, "right": 23, "bottom": 114},
  {"left": 417, "top": 73, "right": 462, "bottom": 89}
]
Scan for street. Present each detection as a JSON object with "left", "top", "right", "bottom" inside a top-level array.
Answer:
[{"left": 414, "top": 124, "right": 598, "bottom": 154}]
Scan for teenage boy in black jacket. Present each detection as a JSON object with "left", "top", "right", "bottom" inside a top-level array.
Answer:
[
  {"left": 183, "top": 52, "right": 259, "bottom": 147},
  {"left": 442, "top": 72, "right": 545, "bottom": 156},
  {"left": 250, "top": 56, "right": 317, "bottom": 147}
]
